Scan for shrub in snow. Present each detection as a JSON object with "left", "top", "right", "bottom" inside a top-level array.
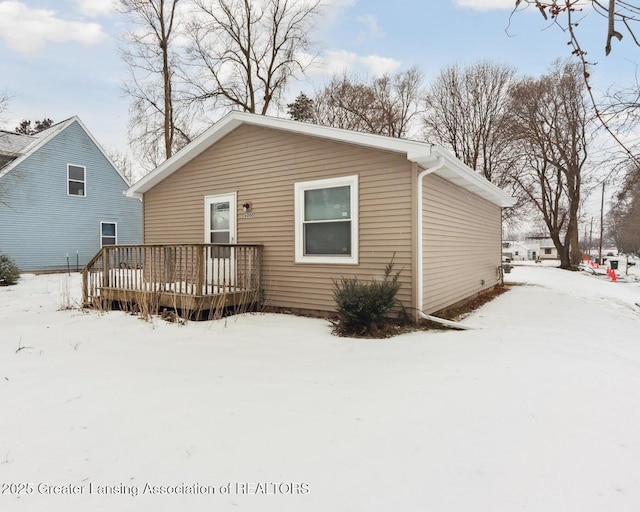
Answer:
[
  {"left": 332, "top": 258, "right": 401, "bottom": 337},
  {"left": 0, "top": 254, "right": 20, "bottom": 286}
]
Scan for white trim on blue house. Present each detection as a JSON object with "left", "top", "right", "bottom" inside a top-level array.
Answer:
[
  {"left": 67, "top": 163, "right": 87, "bottom": 197},
  {"left": 0, "top": 117, "right": 131, "bottom": 187},
  {"left": 100, "top": 221, "right": 117, "bottom": 247}
]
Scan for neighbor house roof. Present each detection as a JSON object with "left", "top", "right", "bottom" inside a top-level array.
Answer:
[
  {"left": 0, "top": 131, "right": 36, "bottom": 156},
  {"left": 127, "top": 111, "right": 515, "bottom": 207},
  {"left": 0, "top": 116, "right": 129, "bottom": 184}
]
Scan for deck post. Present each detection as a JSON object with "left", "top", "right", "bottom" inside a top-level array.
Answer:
[
  {"left": 196, "top": 245, "right": 204, "bottom": 295},
  {"left": 103, "top": 247, "right": 110, "bottom": 288},
  {"left": 82, "top": 271, "right": 88, "bottom": 306},
  {"left": 256, "top": 245, "right": 263, "bottom": 298}
]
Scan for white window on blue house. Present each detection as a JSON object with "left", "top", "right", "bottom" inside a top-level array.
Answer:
[
  {"left": 101, "top": 222, "right": 117, "bottom": 247},
  {"left": 68, "top": 164, "right": 86, "bottom": 196},
  {"left": 294, "top": 175, "right": 358, "bottom": 264}
]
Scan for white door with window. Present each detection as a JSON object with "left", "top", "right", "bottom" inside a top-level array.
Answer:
[
  {"left": 205, "top": 193, "right": 236, "bottom": 244},
  {"left": 204, "top": 194, "right": 237, "bottom": 289}
]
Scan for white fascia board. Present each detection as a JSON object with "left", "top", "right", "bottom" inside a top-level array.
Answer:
[
  {"left": 127, "top": 114, "right": 246, "bottom": 197},
  {"left": 0, "top": 118, "right": 75, "bottom": 180},
  {"left": 71, "top": 117, "right": 133, "bottom": 187},
  {"left": 412, "top": 147, "right": 516, "bottom": 208},
  {"left": 126, "top": 111, "right": 516, "bottom": 208},
  {"left": 0, "top": 116, "right": 133, "bottom": 190},
  {"left": 127, "top": 111, "right": 421, "bottom": 198}
]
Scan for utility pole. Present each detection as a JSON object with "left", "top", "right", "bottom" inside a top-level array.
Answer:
[
  {"left": 589, "top": 217, "right": 593, "bottom": 257},
  {"left": 598, "top": 181, "right": 605, "bottom": 264}
]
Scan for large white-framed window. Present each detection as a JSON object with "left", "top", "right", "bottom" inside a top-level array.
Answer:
[
  {"left": 100, "top": 222, "right": 117, "bottom": 247},
  {"left": 68, "top": 164, "right": 86, "bottom": 197},
  {"left": 294, "top": 175, "right": 358, "bottom": 264}
]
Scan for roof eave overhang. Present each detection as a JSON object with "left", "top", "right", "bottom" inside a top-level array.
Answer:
[
  {"left": 127, "top": 111, "right": 516, "bottom": 209},
  {"left": 409, "top": 148, "right": 516, "bottom": 208},
  {"left": 127, "top": 115, "right": 246, "bottom": 198}
]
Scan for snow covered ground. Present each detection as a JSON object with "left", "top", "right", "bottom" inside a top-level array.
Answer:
[{"left": 1, "top": 265, "right": 640, "bottom": 512}]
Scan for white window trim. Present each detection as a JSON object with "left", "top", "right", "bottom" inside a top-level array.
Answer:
[
  {"left": 100, "top": 221, "right": 117, "bottom": 247},
  {"left": 67, "top": 163, "right": 86, "bottom": 197},
  {"left": 294, "top": 175, "right": 358, "bottom": 265}
]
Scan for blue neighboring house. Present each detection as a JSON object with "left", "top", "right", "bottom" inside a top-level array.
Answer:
[{"left": 0, "top": 116, "right": 142, "bottom": 271}]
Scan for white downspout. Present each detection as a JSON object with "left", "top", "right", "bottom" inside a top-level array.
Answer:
[{"left": 416, "top": 155, "right": 475, "bottom": 330}]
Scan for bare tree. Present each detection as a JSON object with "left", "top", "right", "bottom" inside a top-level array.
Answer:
[
  {"left": 422, "top": 61, "right": 517, "bottom": 187},
  {"left": 312, "top": 73, "right": 379, "bottom": 132},
  {"left": 120, "top": 0, "right": 193, "bottom": 170},
  {"left": 421, "top": 61, "right": 528, "bottom": 228},
  {"left": 369, "top": 67, "right": 424, "bottom": 137},
  {"left": 511, "top": 1, "right": 640, "bottom": 167},
  {"left": 187, "top": 0, "right": 321, "bottom": 115},
  {"left": 0, "top": 89, "right": 10, "bottom": 121},
  {"left": 513, "top": 1, "right": 640, "bottom": 56},
  {"left": 607, "top": 163, "right": 640, "bottom": 253},
  {"left": 105, "top": 147, "right": 137, "bottom": 185},
  {"left": 508, "top": 61, "right": 591, "bottom": 268},
  {"left": 310, "top": 67, "right": 424, "bottom": 137}
]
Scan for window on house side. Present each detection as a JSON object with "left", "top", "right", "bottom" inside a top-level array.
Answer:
[
  {"left": 294, "top": 175, "right": 358, "bottom": 264},
  {"left": 101, "top": 222, "right": 117, "bottom": 247},
  {"left": 544, "top": 248, "right": 552, "bottom": 255},
  {"left": 68, "top": 164, "right": 86, "bottom": 196}
]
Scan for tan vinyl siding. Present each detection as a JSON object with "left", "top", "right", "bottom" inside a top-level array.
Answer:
[
  {"left": 143, "top": 124, "right": 413, "bottom": 313},
  {"left": 422, "top": 173, "right": 501, "bottom": 314}
]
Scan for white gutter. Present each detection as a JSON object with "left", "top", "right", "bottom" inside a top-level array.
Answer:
[{"left": 416, "top": 156, "right": 475, "bottom": 330}]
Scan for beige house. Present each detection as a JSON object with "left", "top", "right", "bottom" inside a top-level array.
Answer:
[{"left": 126, "top": 112, "right": 514, "bottom": 320}]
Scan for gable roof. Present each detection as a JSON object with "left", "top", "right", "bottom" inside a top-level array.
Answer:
[
  {"left": 127, "top": 111, "right": 515, "bottom": 207},
  {"left": 0, "top": 117, "right": 129, "bottom": 185}
]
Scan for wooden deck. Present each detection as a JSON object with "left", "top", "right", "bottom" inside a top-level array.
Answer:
[{"left": 82, "top": 244, "right": 262, "bottom": 318}]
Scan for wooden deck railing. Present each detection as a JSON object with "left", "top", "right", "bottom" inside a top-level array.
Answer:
[{"left": 82, "top": 244, "right": 263, "bottom": 310}]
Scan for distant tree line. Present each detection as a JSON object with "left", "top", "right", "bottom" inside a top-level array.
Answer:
[
  {"left": 14, "top": 118, "right": 53, "bottom": 135},
  {"left": 115, "top": 0, "right": 640, "bottom": 265},
  {"left": 287, "top": 60, "right": 591, "bottom": 268}
]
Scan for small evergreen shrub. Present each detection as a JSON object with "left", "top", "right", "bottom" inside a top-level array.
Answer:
[
  {"left": 332, "top": 257, "right": 401, "bottom": 337},
  {"left": 0, "top": 254, "right": 20, "bottom": 286}
]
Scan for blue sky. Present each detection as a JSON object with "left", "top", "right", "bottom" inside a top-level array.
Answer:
[{"left": 1, "top": 0, "right": 638, "bottom": 160}]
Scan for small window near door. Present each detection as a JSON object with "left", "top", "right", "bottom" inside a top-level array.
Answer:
[
  {"left": 68, "top": 164, "right": 86, "bottom": 196},
  {"left": 210, "top": 202, "right": 230, "bottom": 243},
  {"left": 544, "top": 248, "right": 552, "bottom": 255},
  {"left": 101, "top": 222, "right": 117, "bottom": 246}
]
